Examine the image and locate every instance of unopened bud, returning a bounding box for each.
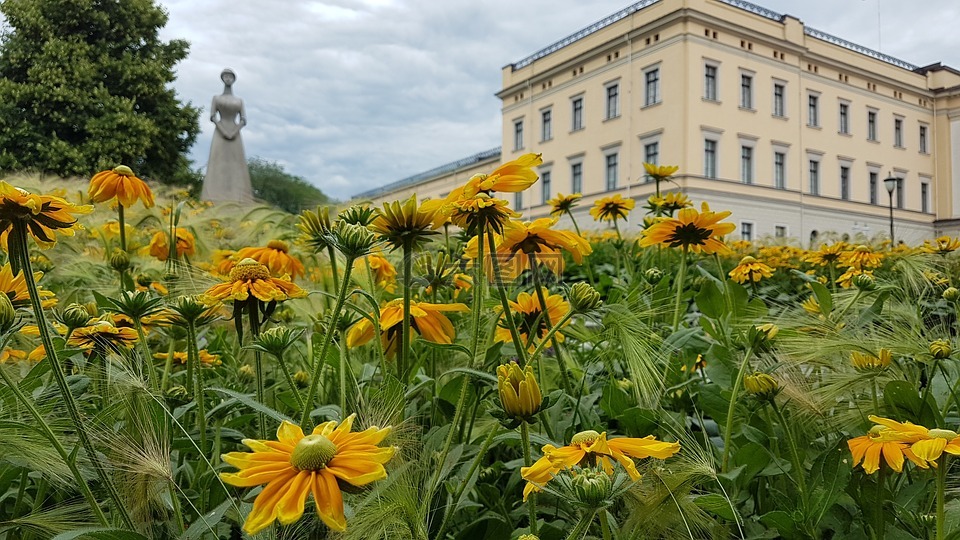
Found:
[333,222,376,259]
[930,339,952,359]
[0,293,16,334]
[644,267,664,283]
[852,273,876,291]
[943,287,960,302]
[61,303,92,330]
[165,385,190,405]
[109,249,131,272]
[238,364,255,381]
[744,372,779,400]
[571,468,613,508]
[569,282,602,313]
[293,370,310,388]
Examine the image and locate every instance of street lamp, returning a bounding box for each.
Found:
[883,173,898,244]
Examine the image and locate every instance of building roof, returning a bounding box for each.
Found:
[507,0,920,72]
[353,147,501,200]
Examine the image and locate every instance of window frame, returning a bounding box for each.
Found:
[704,138,719,179]
[513,118,524,151]
[570,159,583,193]
[867,108,878,141]
[606,81,621,118]
[838,101,850,134]
[773,149,787,189]
[540,108,552,142]
[894,116,904,148]
[644,66,661,107]
[571,95,584,131]
[739,71,754,110]
[807,92,820,127]
[808,156,821,195]
[772,81,786,118]
[704,61,719,101]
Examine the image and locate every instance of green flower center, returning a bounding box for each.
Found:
[928,428,959,440]
[571,430,601,446]
[113,165,135,177]
[290,434,338,471]
[267,239,289,252]
[230,258,270,282]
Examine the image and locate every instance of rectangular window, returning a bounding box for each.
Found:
[775,225,787,238]
[839,103,849,134]
[571,162,583,193]
[896,178,904,208]
[572,97,583,131]
[894,118,903,147]
[774,151,786,189]
[645,69,660,107]
[704,64,718,101]
[868,110,877,141]
[541,109,552,141]
[741,222,753,241]
[541,170,551,204]
[607,83,621,118]
[920,125,928,153]
[644,142,660,168]
[921,182,930,213]
[809,160,820,195]
[840,166,850,200]
[773,83,785,117]
[514,191,523,209]
[740,74,753,109]
[704,139,717,178]
[869,171,878,205]
[605,153,619,191]
[808,94,819,127]
[513,120,523,151]
[740,146,753,184]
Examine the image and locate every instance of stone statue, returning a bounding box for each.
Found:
[201,68,253,202]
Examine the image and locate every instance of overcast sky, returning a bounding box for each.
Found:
[157,0,960,201]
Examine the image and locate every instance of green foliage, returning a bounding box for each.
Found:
[0,0,200,185]
[248,157,331,213]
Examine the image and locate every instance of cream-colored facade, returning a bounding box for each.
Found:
[357,0,960,245]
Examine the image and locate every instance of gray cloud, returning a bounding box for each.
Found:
[154,0,960,199]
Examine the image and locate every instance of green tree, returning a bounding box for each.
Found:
[248,158,331,213]
[0,0,200,185]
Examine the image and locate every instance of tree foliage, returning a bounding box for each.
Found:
[248,157,330,213]
[0,0,200,185]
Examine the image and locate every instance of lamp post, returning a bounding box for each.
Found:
[884,174,898,245]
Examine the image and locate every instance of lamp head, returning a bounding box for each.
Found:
[883,175,898,194]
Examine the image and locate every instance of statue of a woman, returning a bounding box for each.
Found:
[201,68,253,202]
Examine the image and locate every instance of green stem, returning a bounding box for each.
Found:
[339,330,348,418]
[435,427,499,539]
[187,321,207,455]
[876,465,886,540]
[936,455,946,540]
[528,309,574,367]
[400,242,414,380]
[599,510,614,540]
[300,259,355,428]
[566,509,599,540]
[834,290,864,321]
[672,246,688,330]
[274,351,304,413]
[160,339,175,391]
[12,223,134,529]
[566,211,596,288]
[133,319,158,392]
[770,401,807,502]
[117,204,130,291]
[486,230,527,364]
[0,361,107,525]
[247,300,266,439]
[327,245,341,294]
[169,479,185,533]
[721,345,755,473]
[521,421,539,535]
[529,254,572,395]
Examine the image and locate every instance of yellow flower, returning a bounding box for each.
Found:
[147,228,196,261]
[67,319,139,354]
[0,348,28,363]
[459,153,543,196]
[838,245,883,270]
[235,240,305,279]
[0,263,56,309]
[728,256,774,283]
[639,202,735,254]
[589,194,635,222]
[88,165,155,208]
[643,162,679,182]
[851,349,891,371]
[0,181,92,249]
[645,192,692,215]
[211,249,237,276]
[836,267,873,289]
[94,220,136,240]
[922,236,960,254]
[154,349,222,366]
[484,218,592,281]
[371,195,444,250]
[803,242,848,267]
[220,415,395,534]
[203,258,307,303]
[345,298,469,357]
[355,252,397,292]
[848,430,925,474]
[848,415,960,473]
[547,192,582,216]
[521,429,680,499]
[497,361,542,420]
[743,372,779,399]
[446,192,520,234]
[801,295,821,316]
[495,288,570,352]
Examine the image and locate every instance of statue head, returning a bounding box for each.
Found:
[220,68,236,86]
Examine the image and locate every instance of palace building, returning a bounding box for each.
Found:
[353,0,960,244]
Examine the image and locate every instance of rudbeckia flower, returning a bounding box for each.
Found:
[497,361,543,421]
[850,349,891,371]
[922,236,960,254]
[838,245,883,270]
[147,228,196,261]
[643,162,680,182]
[235,240,305,279]
[355,252,397,292]
[67,319,139,355]
[728,256,774,284]
[154,349,222,366]
[371,195,445,251]
[459,153,543,197]
[345,298,469,356]
[639,202,735,254]
[495,288,570,352]
[0,181,93,250]
[88,165,155,208]
[477,218,592,281]
[803,242,848,266]
[203,258,307,303]
[645,192,692,215]
[220,415,395,534]
[589,194,635,222]
[547,193,582,216]
[0,263,56,309]
[521,429,680,499]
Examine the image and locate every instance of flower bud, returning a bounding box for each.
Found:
[238,364,256,381]
[293,370,310,389]
[332,222,377,259]
[569,282,602,313]
[0,293,16,334]
[943,287,960,302]
[851,348,891,372]
[930,339,952,359]
[743,372,779,400]
[517,535,540,540]
[497,361,542,420]
[165,385,190,406]
[109,248,131,272]
[571,468,613,508]
[249,326,303,358]
[644,267,664,283]
[61,303,92,331]
[852,273,876,291]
